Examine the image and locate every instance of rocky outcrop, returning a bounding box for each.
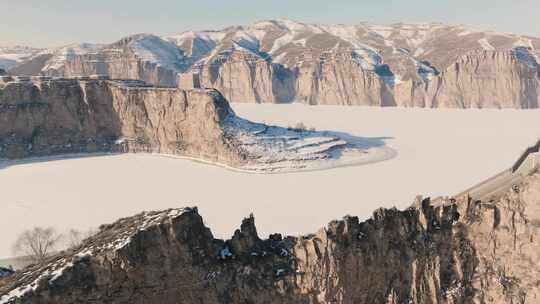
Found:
[0,77,387,172]
[195,51,278,103]
[0,78,244,164]
[46,36,184,87]
[2,172,539,303]
[180,49,395,106]
[293,51,395,106]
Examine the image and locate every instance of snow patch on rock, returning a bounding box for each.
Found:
[42,43,102,71]
[513,46,539,69]
[128,35,185,72]
[478,38,495,51]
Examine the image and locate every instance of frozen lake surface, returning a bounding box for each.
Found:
[0,104,539,258]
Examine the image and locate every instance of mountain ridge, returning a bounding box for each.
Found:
[3,19,540,108]
[2,169,540,303]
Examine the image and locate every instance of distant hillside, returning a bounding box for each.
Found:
[6,20,540,108]
[0,46,42,70]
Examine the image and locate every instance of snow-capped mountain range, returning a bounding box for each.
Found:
[2,19,540,108]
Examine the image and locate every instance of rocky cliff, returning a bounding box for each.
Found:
[0,77,244,165]
[8,20,540,108]
[186,47,539,108]
[56,37,183,87]
[1,171,539,304]
[395,49,540,108]
[0,77,385,172]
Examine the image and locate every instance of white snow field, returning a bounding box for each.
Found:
[0,104,539,258]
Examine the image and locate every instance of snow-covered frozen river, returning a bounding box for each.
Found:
[1,104,539,258]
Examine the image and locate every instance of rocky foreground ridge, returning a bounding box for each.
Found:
[1,171,539,303]
[0,76,387,172]
[5,20,540,108]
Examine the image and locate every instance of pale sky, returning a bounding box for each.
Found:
[1,0,539,48]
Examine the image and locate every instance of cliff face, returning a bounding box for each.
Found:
[2,173,539,304]
[293,51,394,106]
[50,36,183,87]
[193,50,392,106]
[398,49,540,108]
[185,49,539,108]
[196,51,277,103]
[0,78,243,164]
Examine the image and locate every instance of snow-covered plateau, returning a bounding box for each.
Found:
[0,103,539,259]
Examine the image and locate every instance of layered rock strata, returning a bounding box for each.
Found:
[1,172,539,304]
[399,49,540,108]
[188,48,540,108]
[0,77,243,165]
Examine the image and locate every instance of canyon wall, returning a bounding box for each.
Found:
[2,172,539,303]
[191,50,392,106]
[399,50,540,108]
[183,49,539,108]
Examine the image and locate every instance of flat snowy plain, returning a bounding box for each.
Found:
[1,104,539,258]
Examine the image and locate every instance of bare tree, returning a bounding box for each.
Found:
[294,122,307,131]
[13,227,62,264]
[65,229,83,249]
[65,228,96,249]
[289,122,315,132]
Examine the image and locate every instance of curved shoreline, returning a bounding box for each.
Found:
[0,145,397,175]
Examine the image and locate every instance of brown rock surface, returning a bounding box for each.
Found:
[56,36,182,87]
[401,49,540,108]
[2,172,539,303]
[196,51,277,103]
[0,78,243,165]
